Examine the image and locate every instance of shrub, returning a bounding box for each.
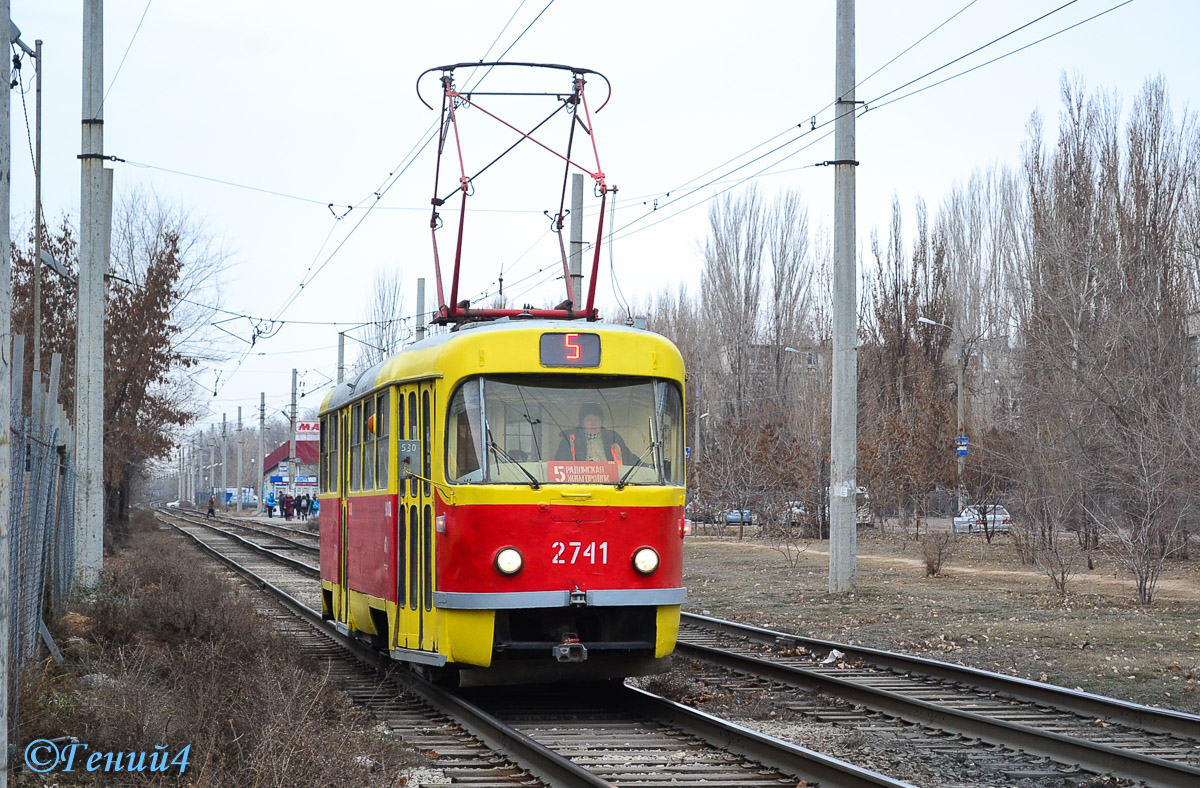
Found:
[28,511,412,787]
[920,532,957,576]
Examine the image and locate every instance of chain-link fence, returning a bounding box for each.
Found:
[7,340,76,757]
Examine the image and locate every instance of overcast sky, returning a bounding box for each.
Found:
[9,0,1196,435]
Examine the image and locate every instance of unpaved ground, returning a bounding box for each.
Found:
[682,529,1200,715]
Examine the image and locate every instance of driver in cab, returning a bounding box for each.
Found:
[556,404,631,465]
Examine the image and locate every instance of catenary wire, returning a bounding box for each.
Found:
[212,1,555,396]
[103,0,153,104]
[212,0,1133,395]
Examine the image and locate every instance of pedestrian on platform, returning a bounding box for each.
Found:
[266,490,276,518]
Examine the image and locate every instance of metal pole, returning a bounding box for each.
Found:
[416,277,427,340]
[258,392,266,505]
[829,0,858,593]
[289,369,298,493]
[31,39,41,379]
[75,0,107,588]
[569,173,584,307]
[0,3,13,780]
[236,407,244,512]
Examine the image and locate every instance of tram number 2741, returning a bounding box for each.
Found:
[551,541,608,565]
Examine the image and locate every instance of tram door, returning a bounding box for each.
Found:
[396,380,437,653]
[337,407,351,625]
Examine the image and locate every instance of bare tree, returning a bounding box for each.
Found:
[1009,75,1200,603]
[353,268,407,369]
[701,186,765,420]
[859,199,956,537]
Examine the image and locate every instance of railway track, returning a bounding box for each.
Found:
[156,509,1200,786]
[675,612,1200,787]
[155,510,916,788]
[201,510,321,553]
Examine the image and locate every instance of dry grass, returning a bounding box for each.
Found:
[684,528,1200,714]
[21,511,412,787]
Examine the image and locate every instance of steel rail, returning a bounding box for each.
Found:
[677,638,1200,788]
[618,685,920,788]
[682,611,1200,740]
[216,518,318,554]
[162,511,319,576]
[160,516,615,788]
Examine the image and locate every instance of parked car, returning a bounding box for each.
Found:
[953,505,1013,533]
[784,501,806,524]
[723,509,755,525]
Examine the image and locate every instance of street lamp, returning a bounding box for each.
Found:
[918,317,966,513]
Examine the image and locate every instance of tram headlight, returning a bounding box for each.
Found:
[632,547,660,575]
[494,547,524,576]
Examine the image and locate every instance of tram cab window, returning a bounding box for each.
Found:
[447,381,483,482]
[445,375,684,486]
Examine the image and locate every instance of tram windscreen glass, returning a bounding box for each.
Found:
[445,374,684,486]
[539,332,600,367]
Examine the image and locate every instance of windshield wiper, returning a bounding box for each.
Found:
[485,421,540,489]
[616,441,659,490]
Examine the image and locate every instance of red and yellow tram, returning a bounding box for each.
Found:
[317,319,687,683]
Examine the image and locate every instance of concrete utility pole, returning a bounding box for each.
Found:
[337,331,345,383]
[258,392,266,501]
[569,173,584,307]
[221,414,228,509]
[1,5,13,782]
[236,407,244,512]
[289,369,298,493]
[829,0,858,593]
[76,0,111,588]
[416,278,427,341]
[190,441,197,503]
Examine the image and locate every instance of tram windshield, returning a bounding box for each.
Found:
[446,375,684,486]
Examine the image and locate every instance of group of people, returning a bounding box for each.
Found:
[265,491,318,522]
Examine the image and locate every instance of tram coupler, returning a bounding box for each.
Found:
[552,635,588,663]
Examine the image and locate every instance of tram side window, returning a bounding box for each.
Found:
[319,416,327,493]
[350,401,362,492]
[363,397,376,490]
[376,391,390,487]
[328,412,339,493]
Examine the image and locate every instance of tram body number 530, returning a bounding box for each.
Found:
[551,541,608,564]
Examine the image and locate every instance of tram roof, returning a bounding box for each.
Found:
[318,319,683,414]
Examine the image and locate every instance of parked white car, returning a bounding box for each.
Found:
[953,505,1013,533]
